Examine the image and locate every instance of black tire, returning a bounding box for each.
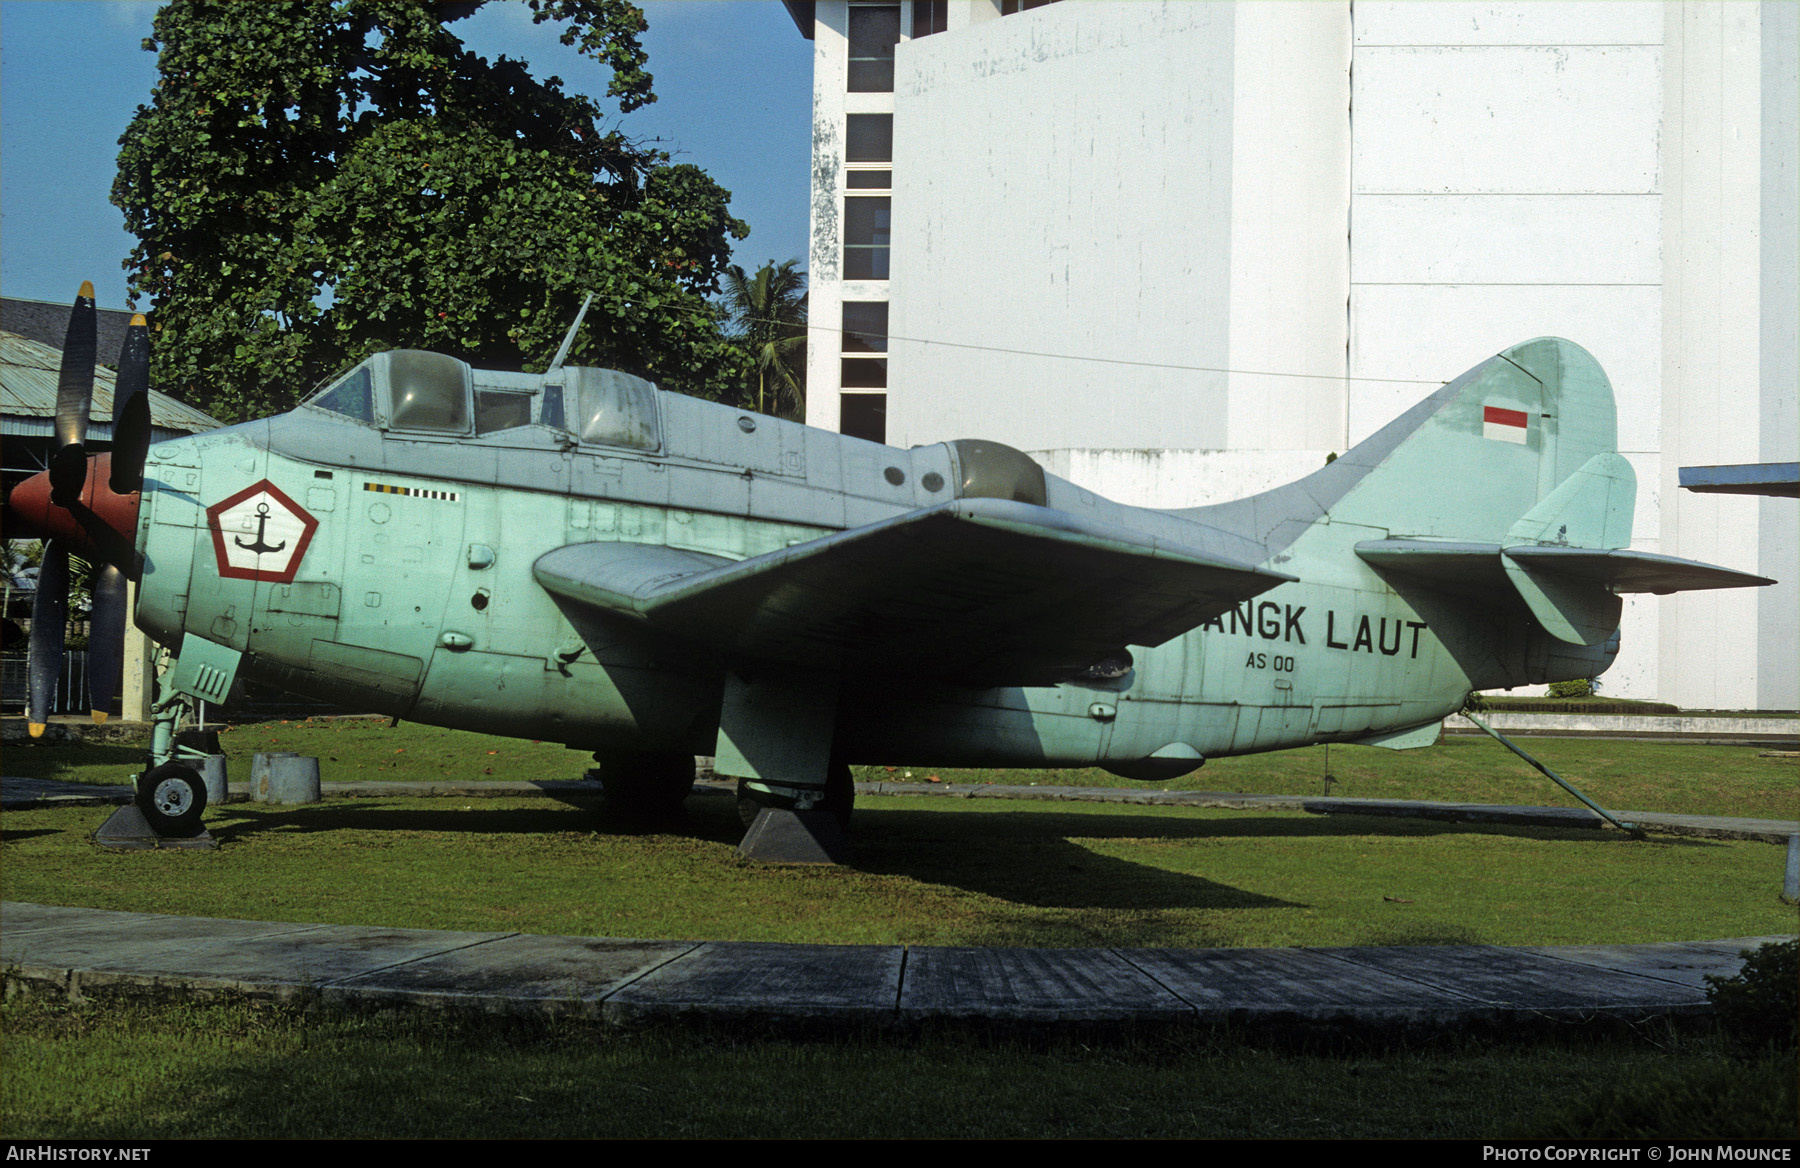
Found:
[136,762,208,838]
[736,763,854,831]
[597,752,695,819]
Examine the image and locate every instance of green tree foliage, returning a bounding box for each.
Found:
[721,259,807,420]
[113,0,749,422]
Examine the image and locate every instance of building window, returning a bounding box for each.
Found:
[842,301,888,390]
[912,1,947,38]
[843,302,889,353]
[1001,0,1060,13]
[844,197,891,280]
[841,393,886,444]
[846,115,892,163]
[840,302,888,444]
[846,114,892,191]
[847,5,900,92]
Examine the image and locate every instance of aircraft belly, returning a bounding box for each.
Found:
[407,646,720,749]
[835,684,1112,767]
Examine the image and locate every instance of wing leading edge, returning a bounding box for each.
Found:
[535,497,1294,687]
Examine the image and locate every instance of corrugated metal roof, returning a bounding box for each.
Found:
[1,330,222,435]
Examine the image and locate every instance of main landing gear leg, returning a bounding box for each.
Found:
[716,668,850,864]
[139,673,210,837]
[97,657,211,848]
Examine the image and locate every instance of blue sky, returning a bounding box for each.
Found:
[0,0,814,311]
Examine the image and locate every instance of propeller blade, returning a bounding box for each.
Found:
[87,563,128,723]
[50,283,97,506]
[109,315,152,496]
[26,541,69,737]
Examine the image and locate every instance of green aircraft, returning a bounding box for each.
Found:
[13,286,1773,855]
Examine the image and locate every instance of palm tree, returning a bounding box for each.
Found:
[722,260,807,419]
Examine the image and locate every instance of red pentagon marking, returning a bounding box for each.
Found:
[205,479,319,583]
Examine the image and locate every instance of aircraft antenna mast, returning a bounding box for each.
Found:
[546,293,595,377]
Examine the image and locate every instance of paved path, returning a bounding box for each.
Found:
[5,777,1794,1037]
[3,901,1787,1038]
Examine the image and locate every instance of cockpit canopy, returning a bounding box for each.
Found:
[304,350,662,452]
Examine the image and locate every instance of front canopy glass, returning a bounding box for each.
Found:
[303,351,660,452]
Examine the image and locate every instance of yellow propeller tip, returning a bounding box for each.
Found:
[130,314,147,326]
[28,723,47,738]
[78,280,95,299]
[91,711,109,724]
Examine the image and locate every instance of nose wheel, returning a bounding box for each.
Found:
[135,762,209,838]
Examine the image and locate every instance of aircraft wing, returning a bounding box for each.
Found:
[535,497,1293,686]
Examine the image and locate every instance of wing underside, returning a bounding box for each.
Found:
[536,497,1294,687]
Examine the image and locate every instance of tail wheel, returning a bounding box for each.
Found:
[136,762,208,838]
[736,762,854,831]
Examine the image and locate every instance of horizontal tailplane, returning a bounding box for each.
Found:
[1357,540,1774,645]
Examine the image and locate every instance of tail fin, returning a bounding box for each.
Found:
[1296,336,1622,542]
[1182,337,1622,549]
[1199,337,1772,646]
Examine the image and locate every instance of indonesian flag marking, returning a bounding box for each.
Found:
[1483,405,1529,444]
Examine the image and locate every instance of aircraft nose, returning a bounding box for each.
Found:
[7,453,141,572]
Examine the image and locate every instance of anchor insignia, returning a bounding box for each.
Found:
[233,502,288,555]
[207,480,318,584]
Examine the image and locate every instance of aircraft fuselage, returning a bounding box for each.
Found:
[132,352,1614,778]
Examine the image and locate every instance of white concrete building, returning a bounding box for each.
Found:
[786,0,1797,710]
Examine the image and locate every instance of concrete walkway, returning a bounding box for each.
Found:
[3,901,1787,1037]
[3,776,1794,1036]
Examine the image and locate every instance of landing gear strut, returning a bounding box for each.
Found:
[715,668,851,862]
[736,761,854,831]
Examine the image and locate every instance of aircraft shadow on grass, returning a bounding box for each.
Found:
[177,796,1725,924]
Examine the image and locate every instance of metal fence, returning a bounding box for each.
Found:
[1,651,93,715]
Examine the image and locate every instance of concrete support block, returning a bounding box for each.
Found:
[252,752,320,804]
[196,754,228,806]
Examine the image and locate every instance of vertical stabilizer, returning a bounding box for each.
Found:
[1182,337,1621,553]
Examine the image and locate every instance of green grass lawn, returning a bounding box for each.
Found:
[856,735,1800,822]
[4,995,1791,1139]
[3,792,1792,948]
[8,715,1797,821]
[7,721,1796,1140]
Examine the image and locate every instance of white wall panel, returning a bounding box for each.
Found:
[1028,447,1331,510]
[1602,594,1660,700]
[1352,195,1660,285]
[887,1,1238,451]
[1352,2,1661,47]
[1658,0,1774,712]
[1353,46,1660,194]
[1224,1,1350,453]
